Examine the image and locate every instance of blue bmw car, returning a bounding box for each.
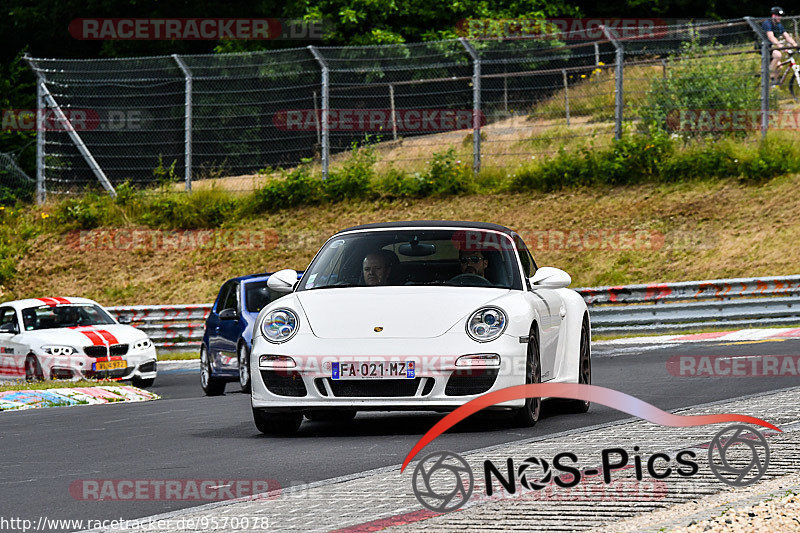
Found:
[200,271,301,395]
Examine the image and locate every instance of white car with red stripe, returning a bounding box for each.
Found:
[0,297,157,387]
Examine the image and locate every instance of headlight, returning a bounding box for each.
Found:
[466,307,508,343]
[261,308,299,343]
[42,345,77,356]
[132,339,153,352]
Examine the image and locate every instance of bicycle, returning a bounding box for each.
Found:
[776,48,800,99]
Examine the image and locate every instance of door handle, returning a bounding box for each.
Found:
[559,306,567,318]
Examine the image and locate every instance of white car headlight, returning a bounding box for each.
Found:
[42,345,78,356]
[261,308,299,343]
[132,339,153,352]
[466,307,508,343]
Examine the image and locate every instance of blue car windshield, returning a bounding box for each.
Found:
[296,229,523,291]
[244,280,276,313]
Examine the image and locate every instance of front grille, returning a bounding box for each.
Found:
[109,344,128,356]
[324,378,421,397]
[84,346,108,358]
[139,360,156,373]
[445,369,498,396]
[261,370,307,397]
[51,368,74,379]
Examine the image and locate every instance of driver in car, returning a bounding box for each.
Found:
[459,249,489,279]
[363,251,393,286]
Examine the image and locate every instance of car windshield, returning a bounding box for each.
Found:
[244,280,277,313]
[297,229,522,291]
[21,304,116,331]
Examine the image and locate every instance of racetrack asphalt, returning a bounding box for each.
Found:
[0,338,798,531]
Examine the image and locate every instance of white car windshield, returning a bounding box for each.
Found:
[297,229,523,291]
[21,304,116,331]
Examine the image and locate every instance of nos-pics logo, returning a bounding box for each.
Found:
[411,424,770,512]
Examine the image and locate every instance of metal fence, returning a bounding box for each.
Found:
[20,16,800,200]
[106,274,800,353]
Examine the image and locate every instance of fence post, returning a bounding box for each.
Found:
[389,84,398,140]
[601,26,624,141]
[35,75,46,204]
[172,55,193,191]
[745,17,770,138]
[594,42,600,65]
[460,38,481,175]
[309,46,329,180]
[25,55,116,197]
[562,69,570,126]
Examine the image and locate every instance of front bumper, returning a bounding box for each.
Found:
[41,347,158,381]
[250,331,528,412]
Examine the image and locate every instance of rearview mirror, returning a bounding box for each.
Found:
[268,269,299,294]
[117,315,132,325]
[219,308,238,320]
[530,267,571,289]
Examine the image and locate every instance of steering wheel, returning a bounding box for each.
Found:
[447,273,493,287]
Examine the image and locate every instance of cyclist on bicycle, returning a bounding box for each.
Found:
[764,7,799,85]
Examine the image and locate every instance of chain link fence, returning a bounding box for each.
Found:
[19,16,800,201]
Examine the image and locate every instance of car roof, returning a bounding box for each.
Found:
[335,220,516,235]
[0,297,99,310]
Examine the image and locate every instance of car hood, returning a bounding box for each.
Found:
[20,324,147,348]
[295,286,511,339]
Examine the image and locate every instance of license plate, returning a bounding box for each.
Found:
[94,360,126,371]
[332,361,415,380]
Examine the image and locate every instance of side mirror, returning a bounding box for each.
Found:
[268,269,299,294]
[219,308,238,321]
[0,322,19,334]
[117,315,132,325]
[530,267,572,289]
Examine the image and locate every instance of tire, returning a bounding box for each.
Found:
[305,409,357,422]
[238,343,251,393]
[25,355,45,382]
[562,315,592,414]
[789,71,800,100]
[513,325,542,427]
[200,345,226,396]
[132,377,155,388]
[252,408,302,435]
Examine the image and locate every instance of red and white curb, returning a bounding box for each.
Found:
[0,386,159,411]
[597,327,800,345]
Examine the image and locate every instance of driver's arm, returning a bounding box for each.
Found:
[766,30,781,46]
[782,31,798,48]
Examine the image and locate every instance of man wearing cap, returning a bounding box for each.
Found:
[764,7,799,85]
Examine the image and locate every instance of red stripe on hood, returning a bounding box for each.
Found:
[79,330,105,346]
[94,330,119,345]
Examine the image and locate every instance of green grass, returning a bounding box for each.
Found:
[158,352,199,360]
[0,379,124,393]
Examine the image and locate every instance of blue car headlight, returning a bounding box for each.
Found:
[466,307,507,343]
[261,308,299,343]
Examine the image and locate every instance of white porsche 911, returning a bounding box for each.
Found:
[0,297,157,387]
[250,221,591,434]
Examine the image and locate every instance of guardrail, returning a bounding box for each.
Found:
[577,275,800,335]
[106,274,800,351]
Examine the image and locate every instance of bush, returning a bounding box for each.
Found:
[641,42,762,135]
[324,144,375,201]
[249,164,322,213]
